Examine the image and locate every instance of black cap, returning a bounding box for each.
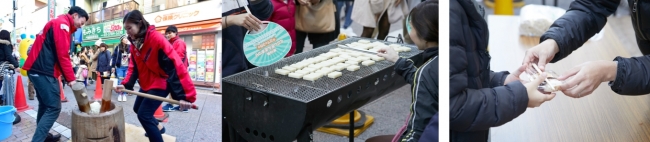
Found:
[165,25,178,34]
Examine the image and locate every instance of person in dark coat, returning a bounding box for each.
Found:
[449,0,555,141]
[0,30,19,104]
[95,43,112,84]
[366,1,439,142]
[524,0,650,98]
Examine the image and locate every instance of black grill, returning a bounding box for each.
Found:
[223,37,424,142]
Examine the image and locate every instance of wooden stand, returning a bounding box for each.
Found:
[71,102,125,142]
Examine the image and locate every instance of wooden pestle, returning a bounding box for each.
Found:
[100,79,114,113]
[71,82,90,113]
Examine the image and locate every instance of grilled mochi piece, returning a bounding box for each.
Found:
[282,66,298,72]
[361,60,375,66]
[370,55,385,61]
[358,40,371,44]
[328,71,342,79]
[288,73,305,79]
[347,65,360,71]
[275,69,291,75]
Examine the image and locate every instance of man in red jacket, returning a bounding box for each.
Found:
[163,25,190,112]
[22,6,88,142]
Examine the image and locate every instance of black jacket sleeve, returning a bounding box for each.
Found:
[111,46,119,67]
[449,46,529,132]
[249,0,273,21]
[4,45,18,68]
[541,0,620,63]
[610,56,650,95]
[395,58,418,85]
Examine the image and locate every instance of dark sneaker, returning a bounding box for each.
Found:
[162,104,175,112]
[45,133,61,142]
[172,106,189,113]
[145,126,166,137]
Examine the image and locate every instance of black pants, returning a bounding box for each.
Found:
[133,89,168,142]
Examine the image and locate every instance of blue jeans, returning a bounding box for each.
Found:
[133,89,168,142]
[27,72,61,142]
[336,1,354,29]
[115,67,128,85]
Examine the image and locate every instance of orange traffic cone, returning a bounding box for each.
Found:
[94,72,103,100]
[154,105,169,122]
[13,76,30,112]
[58,77,67,102]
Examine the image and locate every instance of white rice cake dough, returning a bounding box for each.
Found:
[362,60,375,66]
[282,66,298,72]
[295,70,310,74]
[308,64,320,69]
[289,73,305,79]
[275,69,291,75]
[332,57,346,63]
[345,60,359,65]
[339,54,353,59]
[321,61,336,67]
[347,65,361,71]
[358,40,371,44]
[370,55,385,61]
[394,47,405,52]
[389,44,401,48]
[328,71,343,79]
[290,63,307,69]
[314,56,328,62]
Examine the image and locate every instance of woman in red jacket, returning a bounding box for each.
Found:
[114,10,197,142]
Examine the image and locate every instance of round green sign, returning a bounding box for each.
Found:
[243,22,292,67]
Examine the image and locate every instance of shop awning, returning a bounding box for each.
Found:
[156,18,222,35]
[81,38,121,46]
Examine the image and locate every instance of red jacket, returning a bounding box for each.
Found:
[269,0,296,57]
[23,14,77,81]
[169,36,188,67]
[122,26,196,103]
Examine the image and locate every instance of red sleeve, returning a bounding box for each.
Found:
[161,38,196,102]
[122,45,138,90]
[54,22,75,82]
[173,40,188,66]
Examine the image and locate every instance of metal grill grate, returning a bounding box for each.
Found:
[224,37,420,102]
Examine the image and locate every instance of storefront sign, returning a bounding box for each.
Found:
[143,0,221,27]
[243,22,291,67]
[82,19,125,41]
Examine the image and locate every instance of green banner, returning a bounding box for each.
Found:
[82,19,125,41]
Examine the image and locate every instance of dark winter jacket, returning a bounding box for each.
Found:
[222,0,274,77]
[23,14,77,82]
[449,0,529,141]
[122,25,197,103]
[418,113,438,142]
[543,0,650,95]
[0,40,19,68]
[111,44,129,68]
[95,50,111,73]
[394,47,438,142]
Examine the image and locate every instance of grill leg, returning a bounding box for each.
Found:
[297,127,314,142]
[349,111,354,142]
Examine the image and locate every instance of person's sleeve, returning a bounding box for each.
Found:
[53,22,76,82]
[158,40,197,103]
[610,56,650,95]
[173,41,187,65]
[449,46,528,132]
[489,71,509,87]
[122,46,139,90]
[249,0,273,20]
[4,46,18,68]
[418,113,439,142]
[540,0,620,63]
[111,47,118,67]
[394,58,417,85]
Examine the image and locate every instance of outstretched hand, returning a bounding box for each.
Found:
[557,60,618,98]
[504,63,529,85]
[523,39,560,72]
[525,73,556,108]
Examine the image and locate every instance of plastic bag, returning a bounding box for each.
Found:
[519,4,566,37]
